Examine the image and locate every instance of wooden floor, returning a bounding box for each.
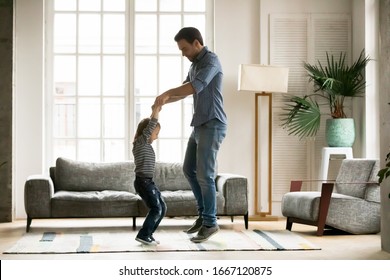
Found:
[1,217,389,260]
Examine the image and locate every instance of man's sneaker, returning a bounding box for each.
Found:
[190,225,219,243]
[135,235,158,245]
[184,217,203,234]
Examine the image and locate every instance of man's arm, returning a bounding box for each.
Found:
[155,82,195,106]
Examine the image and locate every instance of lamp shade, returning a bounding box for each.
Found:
[238,64,289,93]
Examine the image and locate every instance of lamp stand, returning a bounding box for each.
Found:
[250,93,278,221]
[237,64,289,221]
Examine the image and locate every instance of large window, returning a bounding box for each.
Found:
[46,0,211,164]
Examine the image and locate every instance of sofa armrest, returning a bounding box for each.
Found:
[24,175,54,218]
[216,173,248,215]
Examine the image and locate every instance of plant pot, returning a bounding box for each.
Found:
[325,118,355,147]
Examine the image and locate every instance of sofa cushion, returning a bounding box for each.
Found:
[52,190,139,202]
[162,190,225,215]
[136,190,199,216]
[55,157,135,192]
[51,190,140,217]
[160,190,199,216]
[154,162,192,191]
[138,190,226,216]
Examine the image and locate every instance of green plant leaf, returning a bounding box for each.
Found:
[377,151,390,184]
[280,96,321,139]
[378,168,390,184]
[281,49,370,139]
[303,50,370,116]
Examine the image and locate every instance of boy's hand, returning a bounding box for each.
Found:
[151,104,162,112]
[151,104,161,119]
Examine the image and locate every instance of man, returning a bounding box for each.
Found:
[154,27,227,243]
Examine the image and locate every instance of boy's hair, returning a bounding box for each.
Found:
[134,118,161,141]
[174,27,204,46]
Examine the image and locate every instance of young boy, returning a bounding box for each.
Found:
[132,105,166,245]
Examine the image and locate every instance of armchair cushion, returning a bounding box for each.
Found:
[335,159,377,198]
[326,196,380,234]
[282,192,321,222]
[281,192,350,222]
[365,185,381,203]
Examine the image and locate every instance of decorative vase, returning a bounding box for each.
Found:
[325,118,355,147]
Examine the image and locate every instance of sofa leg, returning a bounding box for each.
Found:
[231,216,234,222]
[26,216,32,232]
[132,217,136,229]
[244,212,248,229]
[286,218,293,231]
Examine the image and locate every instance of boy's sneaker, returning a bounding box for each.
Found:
[190,225,219,243]
[184,217,203,234]
[135,235,158,245]
[150,235,160,244]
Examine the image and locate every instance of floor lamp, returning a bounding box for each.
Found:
[238,64,289,220]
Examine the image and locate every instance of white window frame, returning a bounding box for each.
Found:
[45,0,214,168]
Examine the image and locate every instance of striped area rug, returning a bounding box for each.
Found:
[4,229,320,254]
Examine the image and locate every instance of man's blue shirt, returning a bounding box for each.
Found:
[184,46,227,127]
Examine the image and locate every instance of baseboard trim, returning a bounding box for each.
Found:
[249,215,280,221]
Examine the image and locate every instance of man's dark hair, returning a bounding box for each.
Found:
[174,27,204,46]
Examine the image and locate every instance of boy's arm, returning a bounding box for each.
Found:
[151,104,161,120]
[136,105,160,144]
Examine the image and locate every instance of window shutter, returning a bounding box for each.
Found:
[270,14,311,201]
[269,13,351,205]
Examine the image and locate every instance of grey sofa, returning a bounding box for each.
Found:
[281,159,380,235]
[24,157,248,232]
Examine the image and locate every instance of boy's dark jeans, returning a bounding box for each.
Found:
[134,177,166,238]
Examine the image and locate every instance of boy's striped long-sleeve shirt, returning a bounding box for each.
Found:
[132,118,158,178]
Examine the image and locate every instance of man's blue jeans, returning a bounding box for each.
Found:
[134,177,166,238]
[183,119,227,227]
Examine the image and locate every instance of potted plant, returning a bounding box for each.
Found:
[281,49,370,146]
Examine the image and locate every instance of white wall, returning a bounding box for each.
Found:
[214,0,260,217]
[14,0,45,219]
[352,0,366,158]
[364,0,380,158]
